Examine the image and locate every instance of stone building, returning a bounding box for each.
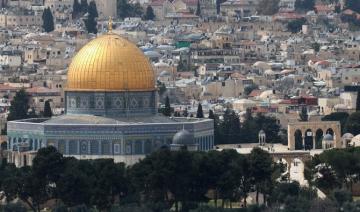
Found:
[6,30,214,167]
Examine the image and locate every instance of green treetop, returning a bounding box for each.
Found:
[84,1,98,34]
[42,7,54,33]
[196,103,204,118]
[144,5,155,20]
[7,89,29,121]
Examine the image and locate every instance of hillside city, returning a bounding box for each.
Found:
[0,0,359,211]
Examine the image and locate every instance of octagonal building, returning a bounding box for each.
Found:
[6,32,214,166]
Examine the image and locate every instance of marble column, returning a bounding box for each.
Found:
[302,136,305,150]
[312,136,316,150]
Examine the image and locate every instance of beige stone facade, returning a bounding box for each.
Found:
[0,13,42,28]
[287,121,341,151]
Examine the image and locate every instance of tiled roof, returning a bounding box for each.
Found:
[0,84,19,91]
[248,89,261,97]
[26,86,60,94]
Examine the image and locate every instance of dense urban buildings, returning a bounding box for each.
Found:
[0,0,359,210]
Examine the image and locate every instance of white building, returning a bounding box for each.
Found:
[0,50,22,67]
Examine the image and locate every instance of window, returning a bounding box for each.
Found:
[58,140,66,154]
[69,140,78,154]
[114,144,120,154]
[101,140,110,155]
[144,139,152,154]
[135,140,142,154]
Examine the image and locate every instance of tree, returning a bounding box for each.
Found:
[331,189,353,207]
[177,60,185,72]
[322,112,349,134]
[117,0,130,19]
[356,91,360,111]
[308,148,360,193]
[183,108,189,117]
[257,0,280,15]
[90,160,128,210]
[196,103,204,118]
[117,0,144,19]
[295,0,315,11]
[195,0,201,17]
[84,1,98,34]
[335,4,341,13]
[163,96,171,116]
[42,8,54,33]
[12,147,65,212]
[208,110,215,119]
[43,100,52,118]
[157,81,167,96]
[218,109,242,144]
[244,84,258,96]
[57,158,93,207]
[144,5,155,20]
[72,0,81,19]
[344,112,360,135]
[7,89,29,121]
[287,18,306,33]
[131,3,144,18]
[311,42,320,52]
[216,0,226,14]
[248,148,273,204]
[299,106,308,121]
[80,0,88,14]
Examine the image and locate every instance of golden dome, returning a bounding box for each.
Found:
[67,34,155,92]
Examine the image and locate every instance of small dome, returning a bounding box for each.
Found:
[342,133,354,140]
[259,90,277,100]
[258,130,265,136]
[172,129,195,145]
[323,134,334,141]
[159,70,170,77]
[351,134,360,146]
[264,69,275,75]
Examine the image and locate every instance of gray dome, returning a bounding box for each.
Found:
[342,133,354,140]
[323,134,334,141]
[172,129,195,145]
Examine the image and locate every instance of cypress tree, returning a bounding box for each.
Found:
[84,1,98,34]
[72,0,81,19]
[7,89,29,121]
[356,90,360,111]
[43,100,53,118]
[299,106,308,121]
[80,0,88,14]
[208,109,215,119]
[144,5,155,20]
[163,96,171,116]
[42,7,54,32]
[183,108,188,117]
[196,103,204,118]
[195,0,201,16]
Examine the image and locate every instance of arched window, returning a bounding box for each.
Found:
[294,129,303,150]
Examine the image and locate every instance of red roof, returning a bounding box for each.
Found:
[273,12,304,21]
[280,99,292,104]
[248,89,261,97]
[314,4,333,13]
[343,9,355,15]
[26,86,60,94]
[183,0,198,6]
[0,84,19,92]
[150,0,165,6]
